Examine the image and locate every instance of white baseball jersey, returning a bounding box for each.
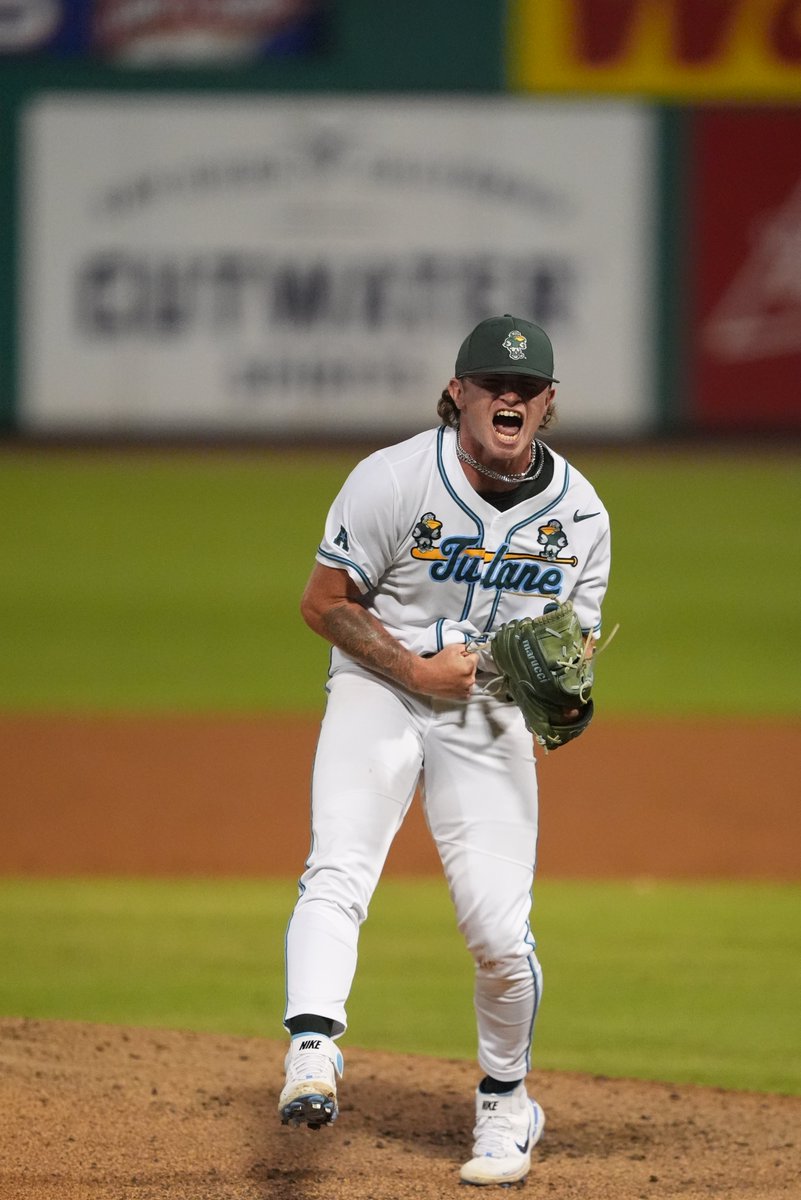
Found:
[285,422,611,1082]
[316,424,610,668]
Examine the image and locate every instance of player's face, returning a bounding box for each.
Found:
[449,374,554,474]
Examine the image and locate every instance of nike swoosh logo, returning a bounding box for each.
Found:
[515,1135,530,1154]
[573,509,600,522]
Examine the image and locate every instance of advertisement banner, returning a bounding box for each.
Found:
[692,109,801,430]
[21,96,655,437]
[0,0,326,60]
[511,0,801,99]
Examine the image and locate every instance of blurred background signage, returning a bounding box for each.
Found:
[20,97,655,438]
[691,109,801,430]
[0,0,327,61]
[511,0,801,98]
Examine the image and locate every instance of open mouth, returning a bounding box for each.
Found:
[492,409,524,442]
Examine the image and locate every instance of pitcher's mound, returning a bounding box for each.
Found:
[1,1018,798,1200]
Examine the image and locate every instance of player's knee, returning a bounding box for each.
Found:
[473,951,531,980]
[295,870,372,927]
[463,923,532,975]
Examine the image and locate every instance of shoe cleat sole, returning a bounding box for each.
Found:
[460,1180,527,1189]
[280,1093,337,1130]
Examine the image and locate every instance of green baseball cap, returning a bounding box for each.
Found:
[455,314,559,383]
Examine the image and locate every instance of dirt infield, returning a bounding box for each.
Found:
[1,714,799,878]
[2,713,800,1198]
[2,1017,800,1200]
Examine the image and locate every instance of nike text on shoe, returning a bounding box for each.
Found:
[460,1083,545,1185]
[279,1032,344,1130]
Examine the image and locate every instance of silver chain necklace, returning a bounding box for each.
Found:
[455,425,545,486]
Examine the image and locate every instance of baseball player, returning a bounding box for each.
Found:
[279,314,611,1185]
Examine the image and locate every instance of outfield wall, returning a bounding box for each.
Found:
[1,1,799,439]
[17,96,656,440]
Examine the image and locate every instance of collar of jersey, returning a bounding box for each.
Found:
[439,425,569,526]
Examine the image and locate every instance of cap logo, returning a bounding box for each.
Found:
[502,330,527,361]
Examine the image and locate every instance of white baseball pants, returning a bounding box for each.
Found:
[284,667,543,1081]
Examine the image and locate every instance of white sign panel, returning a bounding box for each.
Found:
[21,96,655,436]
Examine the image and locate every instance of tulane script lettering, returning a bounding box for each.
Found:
[429,537,563,596]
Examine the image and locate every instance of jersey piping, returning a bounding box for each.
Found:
[481,463,572,632]
[436,425,484,623]
[317,546,373,591]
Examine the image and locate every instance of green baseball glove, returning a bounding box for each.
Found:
[489,601,594,751]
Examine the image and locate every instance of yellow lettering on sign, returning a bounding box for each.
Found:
[509,0,801,98]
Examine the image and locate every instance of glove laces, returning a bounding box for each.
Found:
[556,620,620,683]
[556,633,594,703]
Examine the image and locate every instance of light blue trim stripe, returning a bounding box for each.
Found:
[481,463,572,633]
[480,465,572,632]
[483,581,506,633]
[283,787,316,1030]
[317,546,373,590]
[505,462,572,539]
[524,817,542,1071]
[525,942,543,1073]
[436,426,484,622]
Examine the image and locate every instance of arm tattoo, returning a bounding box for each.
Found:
[320,602,416,689]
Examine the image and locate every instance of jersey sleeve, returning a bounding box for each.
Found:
[569,516,611,636]
[315,452,400,594]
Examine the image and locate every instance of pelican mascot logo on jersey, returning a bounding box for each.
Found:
[412,512,443,552]
[536,519,569,561]
[502,330,528,361]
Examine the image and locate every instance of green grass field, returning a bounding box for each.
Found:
[1,876,799,1096]
[2,446,800,715]
[1,446,800,1098]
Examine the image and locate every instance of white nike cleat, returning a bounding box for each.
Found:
[278,1032,344,1130]
[460,1083,545,1185]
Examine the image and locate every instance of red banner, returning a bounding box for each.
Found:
[691,110,801,430]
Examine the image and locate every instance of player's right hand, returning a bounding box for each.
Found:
[410,644,478,700]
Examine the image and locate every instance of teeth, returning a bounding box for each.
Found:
[497,409,521,420]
